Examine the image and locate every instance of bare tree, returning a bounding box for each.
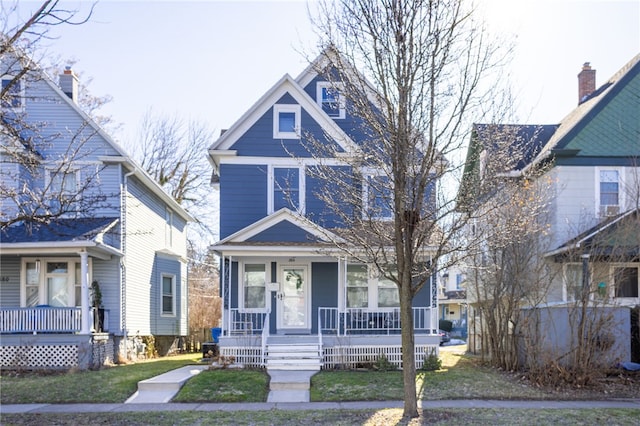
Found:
[0,1,112,230]
[307,0,506,417]
[187,247,221,348]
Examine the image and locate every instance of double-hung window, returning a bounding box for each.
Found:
[346,264,399,309]
[243,264,266,309]
[273,104,301,139]
[316,82,345,119]
[162,274,175,315]
[563,263,584,301]
[598,169,621,217]
[1,76,24,109]
[269,166,304,213]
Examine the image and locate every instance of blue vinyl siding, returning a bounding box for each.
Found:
[311,262,338,334]
[305,166,352,229]
[219,164,268,238]
[248,220,318,243]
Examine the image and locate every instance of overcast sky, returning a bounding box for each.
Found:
[22,0,640,148]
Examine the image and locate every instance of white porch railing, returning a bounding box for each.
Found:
[227,309,268,335]
[0,307,109,334]
[318,307,436,336]
[260,311,270,367]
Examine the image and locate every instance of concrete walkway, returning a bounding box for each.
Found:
[2,399,639,414]
[125,365,209,403]
[266,370,317,403]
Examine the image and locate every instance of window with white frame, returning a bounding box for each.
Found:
[1,76,24,109]
[269,166,304,213]
[161,274,176,315]
[346,264,400,309]
[243,263,266,309]
[598,169,621,217]
[22,258,91,307]
[316,82,345,119]
[346,264,368,308]
[363,173,393,220]
[273,104,301,139]
[613,265,639,298]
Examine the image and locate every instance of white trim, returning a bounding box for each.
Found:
[239,261,271,312]
[160,273,176,317]
[267,165,306,215]
[316,82,345,119]
[20,257,92,307]
[273,104,301,139]
[595,167,624,218]
[216,156,351,166]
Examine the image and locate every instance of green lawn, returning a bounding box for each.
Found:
[0,354,200,404]
[173,368,269,402]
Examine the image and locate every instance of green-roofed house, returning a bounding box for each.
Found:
[459,54,640,364]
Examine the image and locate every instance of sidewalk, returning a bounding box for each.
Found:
[2,399,639,414]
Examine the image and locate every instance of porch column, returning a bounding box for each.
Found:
[80,251,90,334]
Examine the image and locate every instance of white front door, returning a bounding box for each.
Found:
[277,265,309,331]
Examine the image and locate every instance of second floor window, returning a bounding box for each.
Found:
[599,169,620,216]
[363,174,393,221]
[269,166,304,213]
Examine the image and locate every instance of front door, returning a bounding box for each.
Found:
[277,265,309,331]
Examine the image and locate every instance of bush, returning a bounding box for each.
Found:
[421,349,442,371]
[373,352,397,371]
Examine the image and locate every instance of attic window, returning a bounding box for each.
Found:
[1,76,24,109]
[273,104,300,139]
[316,82,345,119]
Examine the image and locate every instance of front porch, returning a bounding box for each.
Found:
[0,306,113,370]
[218,307,440,370]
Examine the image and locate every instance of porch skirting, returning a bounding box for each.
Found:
[0,333,115,370]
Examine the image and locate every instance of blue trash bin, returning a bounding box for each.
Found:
[211,327,222,343]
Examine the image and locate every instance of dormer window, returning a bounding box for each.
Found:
[273,104,300,139]
[1,76,24,109]
[317,82,345,119]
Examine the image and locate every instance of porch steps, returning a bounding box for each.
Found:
[265,343,322,371]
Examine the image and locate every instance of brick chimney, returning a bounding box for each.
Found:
[577,62,596,104]
[59,66,78,103]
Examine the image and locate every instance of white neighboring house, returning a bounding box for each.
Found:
[0,52,193,369]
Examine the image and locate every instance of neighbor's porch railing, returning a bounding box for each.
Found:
[0,307,109,334]
[318,307,436,336]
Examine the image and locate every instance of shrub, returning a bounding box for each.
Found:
[421,348,442,371]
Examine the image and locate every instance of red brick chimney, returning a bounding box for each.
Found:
[577,62,596,104]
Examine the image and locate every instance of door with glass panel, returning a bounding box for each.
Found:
[277,265,308,330]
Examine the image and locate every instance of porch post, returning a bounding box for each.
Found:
[80,251,90,334]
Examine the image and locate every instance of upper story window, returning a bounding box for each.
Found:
[269,166,305,214]
[598,169,621,217]
[363,173,393,221]
[273,104,300,139]
[316,82,345,119]
[1,76,24,110]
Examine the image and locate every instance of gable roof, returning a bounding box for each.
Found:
[546,208,640,260]
[207,73,359,168]
[524,53,640,171]
[1,47,193,223]
[211,208,344,254]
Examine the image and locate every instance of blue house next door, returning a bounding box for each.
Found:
[277,265,310,333]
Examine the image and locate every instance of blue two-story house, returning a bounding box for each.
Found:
[208,49,440,370]
[0,51,192,369]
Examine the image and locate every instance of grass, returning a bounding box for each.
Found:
[0,353,200,404]
[310,348,550,402]
[172,368,269,402]
[2,409,640,425]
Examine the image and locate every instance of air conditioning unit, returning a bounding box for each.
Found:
[599,204,620,217]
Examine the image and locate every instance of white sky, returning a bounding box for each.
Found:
[22,0,640,148]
